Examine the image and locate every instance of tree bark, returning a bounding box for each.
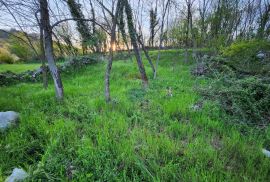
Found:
[137,35,156,78]
[39,23,48,89]
[185,0,192,63]
[35,10,48,89]
[124,0,148,88]
[105,0,121,102]
[155,0,170,79]
[40,0,64,100]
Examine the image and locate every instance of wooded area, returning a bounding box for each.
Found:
[0,0,270,181]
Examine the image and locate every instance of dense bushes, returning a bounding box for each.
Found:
[8,35,38,62]
[221,39,270,76]
[199,75,270,126]
[222,39,270,59]
[0,48,15,64]
[196,40,270,126]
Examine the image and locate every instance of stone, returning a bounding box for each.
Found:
[262,149,270,158]
[0,56,99,87]
[5,168,28,182]
[0,111,19,131]
[257,52,265,59]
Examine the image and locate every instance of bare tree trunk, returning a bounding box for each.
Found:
[39,24,48,89]
[105,0,121,102]
[190,5,197,61]
[132,42,149,88]
[35,10,48,89]
[185,0,192,63]
[185,17,189,63]
[105,27,116,102]
[154,0,170,79]
[137,35,156,78]
[124,0,148,88]
[40,0,64,100]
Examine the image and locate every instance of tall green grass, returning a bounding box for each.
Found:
[0,50,269,181]
[0,63,40,73]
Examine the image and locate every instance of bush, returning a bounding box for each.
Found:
[221,39,270,76]
[197,44,270,126]
[8,33,38,62]
[0,48,15,64]
[200,76,270,126]
[222,39,270,60]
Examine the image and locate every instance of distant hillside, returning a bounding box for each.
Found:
[0,29,39,41]
[0,29,40,63]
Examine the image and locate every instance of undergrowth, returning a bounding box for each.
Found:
[195,40,270,127]
[0,50,270,181]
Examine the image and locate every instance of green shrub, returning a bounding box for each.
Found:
[0,48,15,64]
[198,47,270,126]
[9,41,32,61]
[222,39,270,60]
[8,33,38,62]
[200,76,270,126]
[221,39,270,75]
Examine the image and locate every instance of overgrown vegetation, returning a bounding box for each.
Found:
[0,56,98,86]
[1,0,270,181]
[8,34,38,62]
[221,39,270,76]
[1,50,270,181]
[0,30,73,64]
[0,47,16,64]
[195,40,270,127]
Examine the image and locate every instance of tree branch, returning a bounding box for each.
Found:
[0,29,31,47]
[51,18,111,35]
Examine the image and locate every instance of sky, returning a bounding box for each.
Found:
[0,0,183,42]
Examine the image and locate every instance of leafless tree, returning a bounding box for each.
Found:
[40,0,64,100]
[155,0,171,79]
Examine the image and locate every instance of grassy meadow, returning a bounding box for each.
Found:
[0,63,40,73]
[0,50,269,181]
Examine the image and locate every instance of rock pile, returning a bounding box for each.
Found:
[0,56,98,86]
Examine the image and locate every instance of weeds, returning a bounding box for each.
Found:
[0,50,270,181]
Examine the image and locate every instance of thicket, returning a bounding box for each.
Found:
[0,48,16,64]
[8,35,38,62]
[196,39,270,127]
[0,32,76,64]
[221,39,270,76]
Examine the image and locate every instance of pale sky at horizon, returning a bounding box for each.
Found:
[0,0,185,41]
